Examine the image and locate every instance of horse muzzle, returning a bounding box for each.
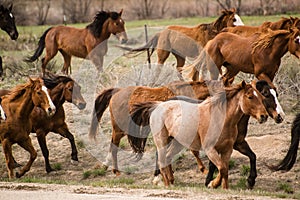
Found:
[116,32,128,44]
[257,114,268,124]
[76,102,86,110]
[46,106,56,117]
[274,114,284,124]
[9,30,18,40]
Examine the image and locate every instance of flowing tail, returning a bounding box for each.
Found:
[25,27,53,62]
[269,113,300,171]
[128,101,159,154]
[183,49,208,81]
[89,88,121,140]
[117,32,160,57]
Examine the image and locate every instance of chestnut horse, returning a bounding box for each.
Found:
[120,9,243,80]
[26,10,127,75]
[188,28,300,89]
[0,78,56,179]
[222,16,300,37]
[130,81,268,188]
[89,79,284,186]
[0,4,19,77]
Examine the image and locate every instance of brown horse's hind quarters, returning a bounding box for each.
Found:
[0,78,56,179]
[129,81,268,188]
[118,8,243,80]
[25,10,128,76]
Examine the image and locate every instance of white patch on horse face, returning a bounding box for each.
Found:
[296,36,300,44]
[253,91,258,97]
[9,13,13,18]
[0,104,6,121]
[42,86,56,113]
[233,14,244,26]
[270,89,285,119]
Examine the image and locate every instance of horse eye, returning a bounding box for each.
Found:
[115,22,119,26]
[233,18,237,22]
[248,96,253,100]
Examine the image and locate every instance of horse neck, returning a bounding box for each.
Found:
[272,34,290,58]
[13,89,35,119]
[98,20,111,40]
[50,85,65,108]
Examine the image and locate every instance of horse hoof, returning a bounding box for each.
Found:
[71,160,79,165]
[15,172,21,178]
[207,182,213,188]
[152,176,161,185]
[112,169,121,176]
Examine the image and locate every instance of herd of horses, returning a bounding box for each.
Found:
[0,4,299,191]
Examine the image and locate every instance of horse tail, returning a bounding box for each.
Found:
[128,101,159,154]
[117,32,160,57]
[89,88,121,140]
[269,113,300,171]
[183,48,207,81]
[25,27,53,62]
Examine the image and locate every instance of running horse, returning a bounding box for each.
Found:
[187,28,300,90]
[89,79,284,187]
[0,4,19,77]
[0,78,56,179]
[130,81,268,188]
[120,8,243,80]
[26,10,127,75]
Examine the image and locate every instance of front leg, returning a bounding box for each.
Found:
[36,130,53,173]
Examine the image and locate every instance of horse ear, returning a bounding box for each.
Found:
[240,80,246,89]
[9,4,13,12]
[119,9,123,16]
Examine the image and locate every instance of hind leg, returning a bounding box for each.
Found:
[191,150,208,174]
[42,43,59,76]
[60,50,72,75]
[110,126,125,175]
[16,137,37,178]
[2,138,15,179]
[36,129,53,173]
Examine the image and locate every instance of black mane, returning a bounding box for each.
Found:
[86,11,119,38]
[42,74,73,89]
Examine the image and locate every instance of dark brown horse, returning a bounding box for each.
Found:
[119,9,243,80]
[0,78,56,179]
[0,4,19,77]
[26,10,127,75]
[89,79,284,187]
[30,73,86,173]
[130,81,268,188]
[188,28,300,89]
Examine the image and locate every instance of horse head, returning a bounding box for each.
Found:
[288,27,300,58]
[239,81,268,124]
[108,9,128,44]
[63,80,86,110]
[30,78,56,117]
[215,8,244,31]
[0,4,18,40]
[252,80,285,123]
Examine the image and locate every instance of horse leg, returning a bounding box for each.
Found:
[16,137,37,178]
[205,160,218,187]
[234,115,257,189]
[205,148,225,188]
[42,43,59,76]
[60,50,72,75]
[111,127,125,175]
[174,54,185,81]
[222,65,239,86]
[1,138,15,179]
[191,150,208,174]
[36,130,53,173]
[220,150,232,189]
[55,125,79,162]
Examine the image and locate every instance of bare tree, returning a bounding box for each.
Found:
[214,0,242,14]
[62,0,92,23]
[36,0,51,25]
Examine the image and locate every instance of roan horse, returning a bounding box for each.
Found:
[0,78,56,179]
[129,81,268,188]
[120,8,243,80]
[187,28,300,90]
[0,4,19,77]
[26,10,127,75]
[89,79,284,187]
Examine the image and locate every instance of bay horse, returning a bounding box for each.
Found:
[130,81,268,188]
[26,10,127,75]
[268,113,300,172]
[0,4,19,77]
[0,78,56,179]
[119,8,243,80]
[187,28,300,90]
[30,73,86,173]
[89,79,284,186]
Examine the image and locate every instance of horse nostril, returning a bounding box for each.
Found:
[276,114,283,123]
